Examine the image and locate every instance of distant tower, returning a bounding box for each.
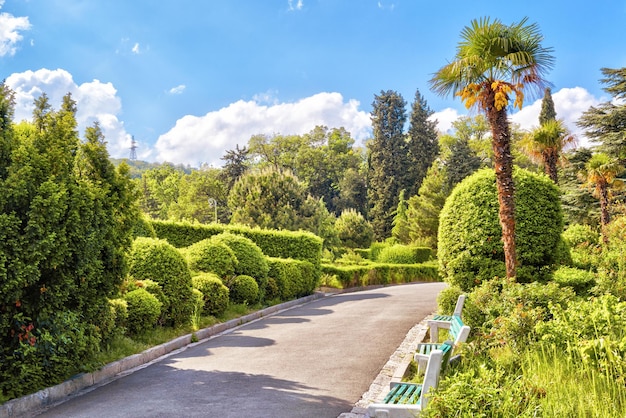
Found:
[129,136,138,161]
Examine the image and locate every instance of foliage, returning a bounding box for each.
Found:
[149,219,323,267]
[562,223,600,248]
[228,166,320,231]
[320,262,438,288]
[266,257,319,300]
[128,237,194,327]
[220,144,250,190]
[368,90,409,240]
[334,208,374,249]
[406,162,450,248]
[552,266,596,296]
[520,119,574,184]
[124,288,162,335]
[108,298,128,333]
[405,89,439,197]
[377,244,431,264]
[580,152,623,230]
[210,232,269,283]
[438,168,563,290]
[191,273,230,316]
[227,275,259,305]
[168,167,228,224]
[185,238,238,278]
[391,189,410,244]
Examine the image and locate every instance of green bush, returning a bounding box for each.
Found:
[436,286,464,316]
[264,277,281,301]
[562,223,600,248]
[124,288,162,335]
[377,245,431,264]
[132,214,157,238]
[109,298,128,331]
[552,266,596,296]
[185,238,238,278]
[369,242,389,261]
[267,257,319,300]
[438,168,563,291]
[211,232,269,283]
[335,209,375,249]
[128,237,195,327]
[192,273,230,316]
[227,275,259,304]
[321,262,439,288]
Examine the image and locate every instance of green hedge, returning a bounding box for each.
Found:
[150,220,322,266]
[320,262,439,288]
[267,257,319,300]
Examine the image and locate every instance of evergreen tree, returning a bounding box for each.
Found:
[446,137,482,190]
[391,189,410,244]
[539,87,557,126]
[220,144,250,191]
[367,90,408,240]
[405,89,439,197]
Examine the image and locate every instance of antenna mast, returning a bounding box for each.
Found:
[129,136,138,161]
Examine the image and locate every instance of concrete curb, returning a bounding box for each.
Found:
[337,315,432,418]
[0,292,329,418]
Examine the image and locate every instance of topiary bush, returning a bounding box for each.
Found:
[227,275,259,305]
[128,237,195,327]
[552,266,596,296]
[185,238,238,278]
[438,168,563,291]
[211,232,269,286]
[335,209,375,249]
[192,273,230,316]
[378,244,416,264]
[124,288,162,335]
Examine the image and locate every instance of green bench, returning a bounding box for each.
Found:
[427,294,466,343]
[414,321,470,373]
[367,341,453,418]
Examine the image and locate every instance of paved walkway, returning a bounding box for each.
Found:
[18,282,444,418]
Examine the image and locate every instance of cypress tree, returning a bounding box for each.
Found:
[367,90,407,240]
[539,87,557,126]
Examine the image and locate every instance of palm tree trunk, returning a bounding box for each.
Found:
[486,99,517,279]
[543,149,559,184]
[599,181,610,244]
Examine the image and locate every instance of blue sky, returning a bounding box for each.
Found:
[1,0,625,167]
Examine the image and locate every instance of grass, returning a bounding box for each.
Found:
[93,302,264,367]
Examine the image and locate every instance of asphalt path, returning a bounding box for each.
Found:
[35,282,445,418]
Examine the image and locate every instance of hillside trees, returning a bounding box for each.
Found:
[0,88,139,397]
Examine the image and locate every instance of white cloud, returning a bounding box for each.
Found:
[430,107,462,134]
[5,68,134,159]
[0,4,31,56]
[430,87,601,149]
[131,42,140,54]
[168,84,186,95]
[155,92,371,167]
[288,0,303,11]
[510,87,601,148]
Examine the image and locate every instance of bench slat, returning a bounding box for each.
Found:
[384,384,423,405]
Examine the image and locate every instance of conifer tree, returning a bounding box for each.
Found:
[405,89,439,197]
[539,87,557,126]
[367,90,407,240]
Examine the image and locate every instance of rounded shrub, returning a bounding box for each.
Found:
[552,266,596,296]
[185,238,238,278]
[124,288,162,335]
[211,232,269,282]
[128,237,195,327]
[109,298,128,330]
[438,168,563,291]
[562,223,600,248]
[335,209,374,249]
[228,275,259,305]
[192,273,230,316]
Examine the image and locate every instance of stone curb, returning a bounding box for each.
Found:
[337,315,432,418]
[0,292,331,418]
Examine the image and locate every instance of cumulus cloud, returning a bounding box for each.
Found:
[155,92,371,167]
[5,68,134,159]
[430,87,601,149]
[131,42,140,54]
[168,84,186,95]
[0,2,31,56]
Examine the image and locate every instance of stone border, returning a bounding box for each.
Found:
[0,292,330,418]
[337,316,431,418]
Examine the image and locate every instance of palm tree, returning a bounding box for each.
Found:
[430,17,554,279]
[521,119,575,183]
[581,152,623,241]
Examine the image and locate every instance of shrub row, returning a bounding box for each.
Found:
[149,220,323,266]
[267,257,319,300]
[320,262,438,288]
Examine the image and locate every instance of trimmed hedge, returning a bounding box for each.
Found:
[150,220,322,266]
[185,238,238,278]
[320,262,439,288]
[377,245,432,264]
[128,237,195,327]
[267,257,319,300]
[210,233,269,280]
